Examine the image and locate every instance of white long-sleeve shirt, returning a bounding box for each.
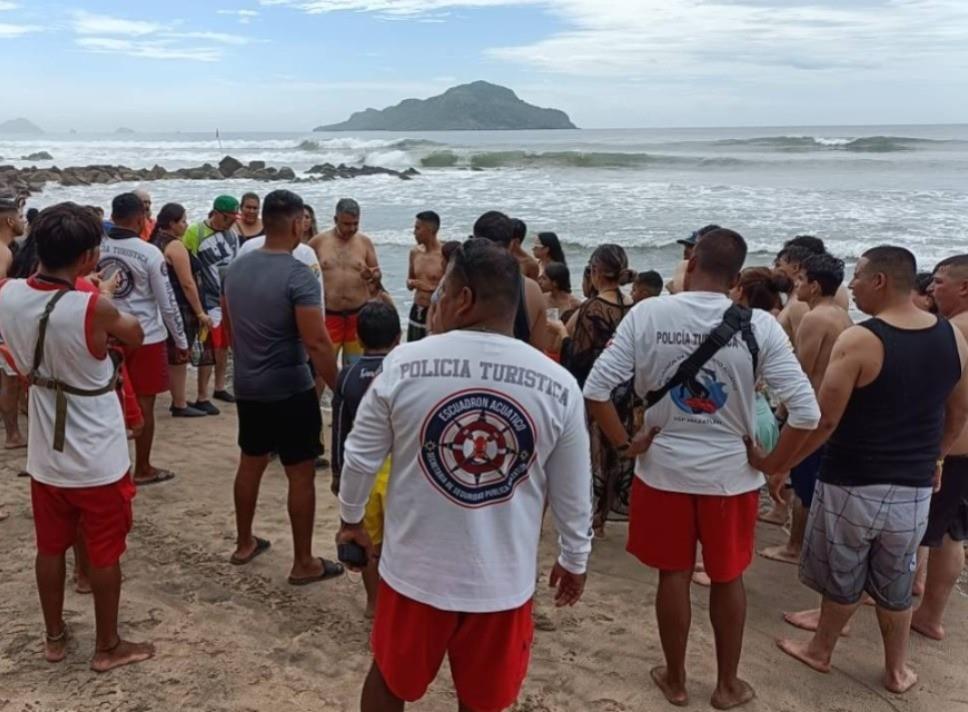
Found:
[583,291,819,496]
[339,330,593,613]
[97,229,187,349]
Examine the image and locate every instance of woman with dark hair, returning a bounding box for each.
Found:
[730,266,785,315]
[532,231,566,282]
[539,261,581,323]
[236,193,263,243]
[150,203,214,417]
[561,244,635,536]
[302,205,318,243]
[913,271,936,313]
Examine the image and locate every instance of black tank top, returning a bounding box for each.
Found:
[822,317,961,488]
[513,275,531,343]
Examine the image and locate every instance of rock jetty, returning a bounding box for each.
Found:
[0,155,418,199]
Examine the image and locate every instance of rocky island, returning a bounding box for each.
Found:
[315,81,576,132]
[0,118,43,135]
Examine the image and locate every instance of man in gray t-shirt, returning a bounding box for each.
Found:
[225,250,319,401]
[222,189,342,586]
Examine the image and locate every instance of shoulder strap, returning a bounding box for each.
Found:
[31,290,70,374]
[28,291,121,452]
[645,304,757,409]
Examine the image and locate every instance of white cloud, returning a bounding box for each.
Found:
[72,11,163,36]
[0,2,20,11]
[70,11,260,61]
[75,37,223,62]
[485,0,968,79]
[217,9,260,24]
[0,21,38,37]
[258,0,520,15]
[180,31,254,45]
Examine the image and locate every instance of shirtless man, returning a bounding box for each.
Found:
[510,218,540,280]
[751,246,968,694]
[761,253,852,565]
[406,210,443,342]
[309,198,381,366]
[774,238,850,341]
[667,224,719,295]
[474,211,548,352]
[0,195,26,450]
[236,192,264,243]
[911,255,968,641]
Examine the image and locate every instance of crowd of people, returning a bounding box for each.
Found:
[0,186,966,711]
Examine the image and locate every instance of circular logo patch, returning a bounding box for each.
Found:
[419,389,537,508]
[96,257,135,300]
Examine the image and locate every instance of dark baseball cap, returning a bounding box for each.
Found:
[678,223,721,247]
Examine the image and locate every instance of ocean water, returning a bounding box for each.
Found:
[3,125,967,310]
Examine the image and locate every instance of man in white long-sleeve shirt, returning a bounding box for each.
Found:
[584,228,820,711]
[98,193,187,486]
[337,238,593,712]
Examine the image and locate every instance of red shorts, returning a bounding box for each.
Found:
[210,322,229,350]
[627,478,758,583]
[125,341,169,396]
[371,581,534,711]
[31,473,135,568]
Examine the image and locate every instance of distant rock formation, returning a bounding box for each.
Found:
[315,81,576,132]
[21,151,53,161]
[0,118,43,134]
[115,127,136,135]
[0,155,418,199]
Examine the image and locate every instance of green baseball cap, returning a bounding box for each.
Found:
[213,195,240,214]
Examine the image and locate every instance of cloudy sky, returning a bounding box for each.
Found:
[2,0,966,131]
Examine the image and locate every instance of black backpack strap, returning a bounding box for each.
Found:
[645,304,757,409]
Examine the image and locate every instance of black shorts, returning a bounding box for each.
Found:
[236,388,322,466]
[921,455,968,548]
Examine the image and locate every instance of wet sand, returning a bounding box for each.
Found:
[1,402,966,711]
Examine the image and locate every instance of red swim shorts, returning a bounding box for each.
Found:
[627,477,758,583]
[31,473,135,568]
[125,340,169,397]
[210,323,229,350]
[371,581,534,712]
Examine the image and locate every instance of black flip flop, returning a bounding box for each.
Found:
[288,557,344,586]
[230,536,271,566]
[134,469,176,487]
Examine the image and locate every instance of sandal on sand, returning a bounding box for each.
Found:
[230,537,271,566]
[288,558,344,586]
[134,469,176,487]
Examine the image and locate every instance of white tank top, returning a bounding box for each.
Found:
[0,279,130,488]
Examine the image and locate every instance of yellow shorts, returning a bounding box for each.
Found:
[363,459,390,547]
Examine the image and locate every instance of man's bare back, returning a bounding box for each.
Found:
[408,245,444,308]
[0,242,12,278]
[309,228,379,312]
[796,302,854,391]
[782,285,850,343]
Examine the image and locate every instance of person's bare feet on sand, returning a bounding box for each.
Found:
[692,562,711,587]
[759,544,800,565]
[758,505,788,526]
[4,433,26,450]
[910,610,945,641]
[650,666,688,707]
[782,609,851,636]
[884,665,918,694]
[45,625,69,663]
[776,638,831,674]
[711,679,756,710]
[90,639,155,673]
[74,574,92,594]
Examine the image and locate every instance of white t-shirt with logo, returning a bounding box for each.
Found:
[98,232,188,349]
[237,237,325,310]
[584,291,819,496]
[338,330,593,613]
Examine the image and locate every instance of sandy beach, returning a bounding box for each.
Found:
[1,401,966,712]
